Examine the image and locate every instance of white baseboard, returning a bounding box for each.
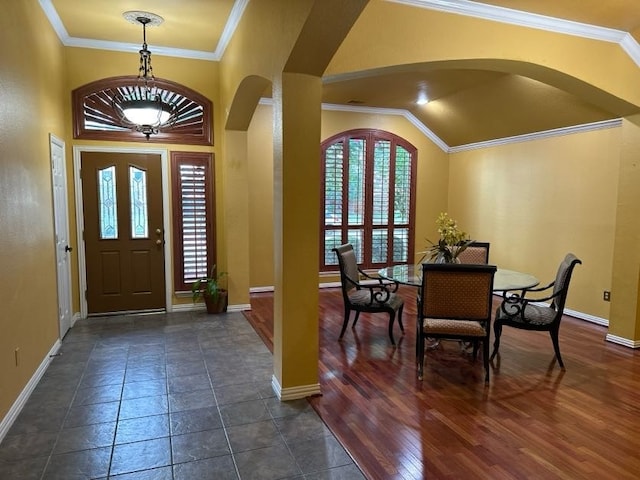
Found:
[171,302,251,313]
[605,334,640,348]
[271,375,322,400]
[0,339,62,443]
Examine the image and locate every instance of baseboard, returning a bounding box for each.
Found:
[0,339,62,443]
[271,375,322,401]
[605,334,640,348]
[171,302,251,313]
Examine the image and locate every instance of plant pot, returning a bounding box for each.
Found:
[204,290,228,314]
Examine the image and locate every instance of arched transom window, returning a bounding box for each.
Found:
[72,76,213,145]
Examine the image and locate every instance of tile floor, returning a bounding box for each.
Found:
[0,310,365,479]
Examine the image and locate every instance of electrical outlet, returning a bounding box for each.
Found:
[603,291,611,302]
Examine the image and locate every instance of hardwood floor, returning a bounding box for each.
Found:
[243,287,640,479]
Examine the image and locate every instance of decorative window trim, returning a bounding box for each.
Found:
[73,76,213,145]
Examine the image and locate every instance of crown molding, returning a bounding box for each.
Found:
[386,0,640,68]
[448,118,622,153]
[260,98,620,153]
[38,0,248,61]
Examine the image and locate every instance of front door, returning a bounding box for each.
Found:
[81,152,165,314]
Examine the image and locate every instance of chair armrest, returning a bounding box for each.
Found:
[499,283,561,318]
[358,268,400,293]
[342,269,394,304]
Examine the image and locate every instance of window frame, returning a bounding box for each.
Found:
[320,128,417,272]
[171,152,216,293]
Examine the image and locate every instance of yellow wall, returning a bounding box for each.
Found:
[248,102,621,322]
[247,105,449,287]
[0,0,67,418]
[449,126,621,319]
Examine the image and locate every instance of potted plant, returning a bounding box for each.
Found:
[191,264,228,314]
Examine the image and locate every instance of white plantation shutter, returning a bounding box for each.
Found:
[180,164,208,282]
[320,130,416,271]
[171,153,215,291]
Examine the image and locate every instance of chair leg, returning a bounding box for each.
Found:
[416,324,425,380]
[397,306,405,333]
[387,312,396,346]
[483,338,490,384]
[490,321,502,360]
[339,308,350,339]
[550,328,565,369]
[352,311,361,328]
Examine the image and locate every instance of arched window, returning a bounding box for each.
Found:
[321,129,417,271]
[72,76,213,145]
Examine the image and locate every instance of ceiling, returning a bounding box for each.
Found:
[43,0,640,147]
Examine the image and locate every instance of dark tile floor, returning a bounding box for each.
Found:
[0,311,365,480]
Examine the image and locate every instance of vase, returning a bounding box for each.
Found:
[432,251,460,264]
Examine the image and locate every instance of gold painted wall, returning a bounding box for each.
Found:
[448,126,621,319]
[0,1,67,418]
[247,105,449,287]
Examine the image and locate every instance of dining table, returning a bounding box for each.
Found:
[377,264,539,293]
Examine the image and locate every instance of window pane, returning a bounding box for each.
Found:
[393,228,409,262]
[394,146,412,224]
[347,229,364,263]
[372,140,390,225]
[371,229,388,264]
[129,167,148,239]
[324,229,342,265]
[179,164,209,283]
[98,166,117,239]
[348,139,365,225]
[325,142,343,226]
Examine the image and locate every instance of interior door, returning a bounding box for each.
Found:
[81,152,165,314]
[50,134,73,337]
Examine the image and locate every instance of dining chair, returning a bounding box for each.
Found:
[490,253,582,368]
[417,263,497,382]
[457,241,490,264]
[332,243,405,345]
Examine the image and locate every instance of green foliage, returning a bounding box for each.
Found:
[417,212,473,263]
[191,264,228,303]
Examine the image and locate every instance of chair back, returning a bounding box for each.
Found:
[457,242,490,264]
[420,263,497,320]
[333,244,360,294]
[551,253,582,312]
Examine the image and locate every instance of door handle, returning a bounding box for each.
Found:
[156,228,162,235]
[156,239,162,245]
[65,245,73,252]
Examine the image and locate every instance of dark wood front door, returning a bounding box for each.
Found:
[81,152,165,314]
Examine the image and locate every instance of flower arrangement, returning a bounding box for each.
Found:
[418,212,473,263]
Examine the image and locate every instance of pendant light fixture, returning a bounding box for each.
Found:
[112,11,176,139]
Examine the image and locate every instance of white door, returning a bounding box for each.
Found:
[50,134,73,338]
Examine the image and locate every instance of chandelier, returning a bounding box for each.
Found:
[112,11,176,139]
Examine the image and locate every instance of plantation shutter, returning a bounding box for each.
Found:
[171,152,215,292]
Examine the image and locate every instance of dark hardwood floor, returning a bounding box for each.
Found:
[243,287,640,479]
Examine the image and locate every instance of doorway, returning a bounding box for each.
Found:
[77,149,169,315]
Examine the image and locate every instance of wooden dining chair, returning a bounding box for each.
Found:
[490,253,582,368]
[457,241,490,264]
[332,243,405,345]
[417,263,497,382]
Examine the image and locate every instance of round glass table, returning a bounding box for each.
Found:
[377,264,539,291]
